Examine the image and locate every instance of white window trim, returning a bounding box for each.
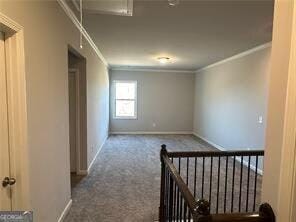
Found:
[113,80,138,120]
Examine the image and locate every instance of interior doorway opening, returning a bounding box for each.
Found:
[68,47,87,190]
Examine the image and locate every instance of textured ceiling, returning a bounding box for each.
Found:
[84,0,274,71]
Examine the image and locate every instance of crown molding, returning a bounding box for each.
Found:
[196,42,272,73]
[57,0,108,67]
[111,67,195,74]
[0,12,23,32]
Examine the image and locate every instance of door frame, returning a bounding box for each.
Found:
[0,12,30,210]
[69,68,81,174]
[276,3,296,221]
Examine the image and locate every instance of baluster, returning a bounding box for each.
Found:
[216,156,221,213]
[159,146,166,222]
[246,155,251,212]
[183,201,187,222]
[202,156,205,199]
[173,180,176,221]
[188,208,191,222]
[224,156,228,213]
[178,157,181,174]
[231,155,236,212]
[164,167,167,220]
[186,157,189,185]
[253,155,259,211]
[177,187,180,221]
[167,170,170,220]
[239,156,243,212]
[166,167,169,220]
[178,157,181,221]
[169,175,173,222]
[194,157,197,198]
[170,157,175,221]
[180,196,183,222]
[209,156,213,212]
[185,157,189,221]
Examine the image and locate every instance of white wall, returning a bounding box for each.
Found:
[110,70,195,133]
[193,46,271,150]
[0,1,109,221]
[87,54,109,166]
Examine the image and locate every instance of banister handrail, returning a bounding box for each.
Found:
[203,203,275,222]
[161,146,210,219]
[162,150,198,211]
[159,145,211,221]
[159,144,275,222]
[167,150,264,158]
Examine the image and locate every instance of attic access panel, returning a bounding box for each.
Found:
[72,0,133,16]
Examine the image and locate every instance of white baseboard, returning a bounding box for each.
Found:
[87,135,108,173]
[235,156,263,175]
[193,132,263,175]
[76,170,88,175]
[193,132,226,151]
[75,135,108,175]
[109,131,193,135]
[58,199,72,222]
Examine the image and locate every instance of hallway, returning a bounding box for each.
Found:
[64,134,216,222]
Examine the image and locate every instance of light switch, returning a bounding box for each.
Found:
[258,116,263,124]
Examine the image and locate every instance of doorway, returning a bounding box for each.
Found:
[69,68,80,174]
[68,49,87,189]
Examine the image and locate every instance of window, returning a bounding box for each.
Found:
[114,81,137,119]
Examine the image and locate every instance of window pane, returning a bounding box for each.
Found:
[115,82,136,99]
[116,100,135,117]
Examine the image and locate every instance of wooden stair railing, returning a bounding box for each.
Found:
[159,144,275,222]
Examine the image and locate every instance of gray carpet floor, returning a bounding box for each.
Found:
[64,134,262,222]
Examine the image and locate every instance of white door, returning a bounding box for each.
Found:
[0,31,14,210]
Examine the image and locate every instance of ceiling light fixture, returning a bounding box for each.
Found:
[168,0,180,6]
[157,57,171,64]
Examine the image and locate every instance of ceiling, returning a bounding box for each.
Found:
[83,0,274,71]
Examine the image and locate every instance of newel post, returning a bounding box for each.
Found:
[159,144,167,222]
[192,199,211,222]
[259,203,276,222]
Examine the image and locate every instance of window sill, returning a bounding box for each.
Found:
[113,116,137,120]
